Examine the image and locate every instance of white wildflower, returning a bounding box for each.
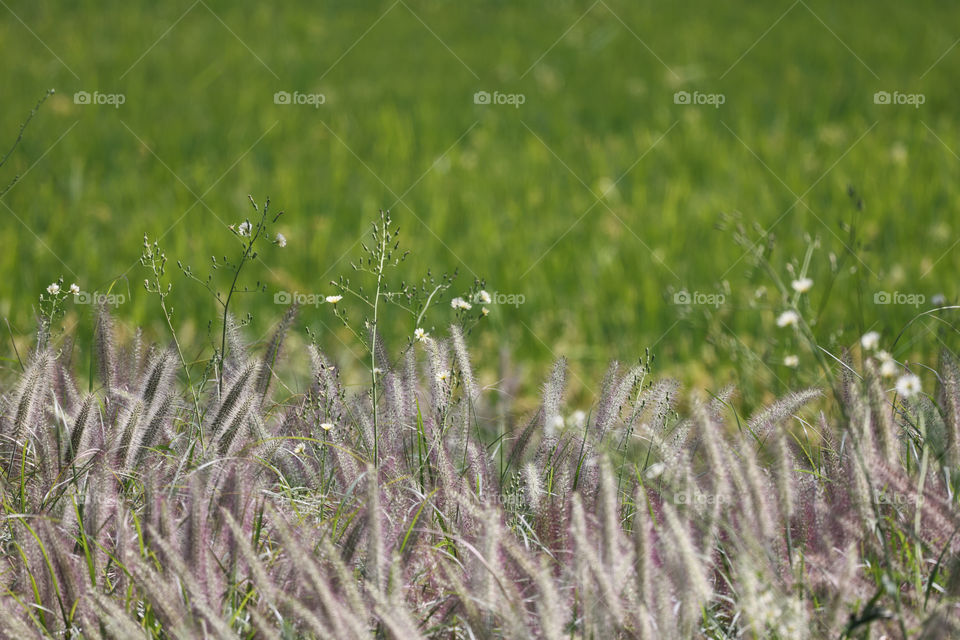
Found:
[46,282,60,295]
[451,297,472,310]
[293,442,306,455]
[237,221,252,236]
[783,355,799,368]
[895,373,921,398]
[320,422,334,431]
[436,370,450,383]
[478,290,492,304]
[325,295,343,304]
[275,232,287,247]
[69,283,80,295]
[880,358,898,378]
[860,331,881,351]
[414,327,428,342]
[791,277,813,293]
[481,306,489,316]
[776,310,799,328]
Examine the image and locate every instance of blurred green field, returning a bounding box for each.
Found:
[2,0,959,402]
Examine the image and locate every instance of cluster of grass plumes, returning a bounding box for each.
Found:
[2,306,960,639]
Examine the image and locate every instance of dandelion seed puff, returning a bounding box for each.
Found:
[880,358,898,378]
[791,277,813,293]
[237,221,252,236]
[325,295,342,304]
[860,331,880,351]
[478,290,492,304]
[320,422,334,431]
[46,282,60,295]
[275,232,287,247]
[783,355,799,368]
[69,283,80,295]
[776,310,799,328]
[451,297,472,310]
[414,327,427,342]
[895,373,921,398]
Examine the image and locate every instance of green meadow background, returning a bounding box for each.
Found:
[2,0,958,404]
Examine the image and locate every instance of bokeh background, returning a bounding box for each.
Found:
[2,0,958,405]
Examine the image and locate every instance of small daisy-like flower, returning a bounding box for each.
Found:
[481,307,489,316]
[895,373,921,398]
[69,283,80,295]
[451,297,472,310]
[478,290,492,304]
[645,462,665,480]
[46,282,60,295]
[414,327,428,342]
[860,331,881,351]
[880,358,898,378]
[325,295,343,304]
[237,221,252,236]
[776,310,799,328]
[783,355,799,368]
[436,370,450,383]
[275,232,287,248]
[791,277,813,293]
[372,367,383,376]
[293,442,306,455]
[320,422,334,431]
